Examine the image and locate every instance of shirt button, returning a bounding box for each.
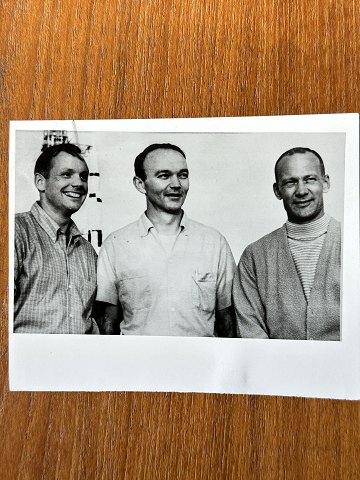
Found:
[69,314,73,319]
[68,284,72,289]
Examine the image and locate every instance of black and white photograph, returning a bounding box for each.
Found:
[8,114,360,398]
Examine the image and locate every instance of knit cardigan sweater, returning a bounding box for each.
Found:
[233,217,341,340]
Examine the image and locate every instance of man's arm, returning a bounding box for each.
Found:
[94,301,122,335]
[233,253,269,338]
[214,305,236,337]
[96,238,123,334]
[213,235,237,337]
[14,220,23,300]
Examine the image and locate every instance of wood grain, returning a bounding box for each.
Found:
[1,1,360,478]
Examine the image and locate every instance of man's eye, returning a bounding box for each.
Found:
[306,177,316,183]
[179,173,188,179]
[61,173,71,178]
[158,174,169,179]
[81,175,88,182]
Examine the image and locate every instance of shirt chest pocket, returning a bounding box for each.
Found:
[118,270,152,313]
[192,271,217,313]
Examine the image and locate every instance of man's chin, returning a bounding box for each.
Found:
[289,209,322,224]
[165,206,183,214]
[160,202,183,214]
[64,201,85,214]
[164,199,185,211]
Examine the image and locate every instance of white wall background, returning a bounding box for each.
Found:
[15,130,345,262]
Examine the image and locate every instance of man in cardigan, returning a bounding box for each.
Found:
[233,147,341,340]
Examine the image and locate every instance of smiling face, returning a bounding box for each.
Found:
[35,151,89,220]
[134,148,189,214]
[273,152,330,224]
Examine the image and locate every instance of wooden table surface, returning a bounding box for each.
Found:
[1,1,359,478]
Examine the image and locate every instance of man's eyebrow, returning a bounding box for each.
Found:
[280,175,297,181]
[281,173,319,182]
[58,168,89,175]
[154,169,189,175]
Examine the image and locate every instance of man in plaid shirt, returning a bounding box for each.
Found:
[14,143,99,334]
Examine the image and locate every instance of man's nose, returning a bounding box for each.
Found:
[295,180,308,196]
[72,174,87,187]
[169,175,181,188]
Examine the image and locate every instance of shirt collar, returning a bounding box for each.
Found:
[30,202,82,243]
[138,210,190,237]
[179,212,190,234]
[285,213,330,240]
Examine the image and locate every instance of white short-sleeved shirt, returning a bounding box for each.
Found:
[96,212,236,337]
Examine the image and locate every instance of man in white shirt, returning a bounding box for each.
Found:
[96,143,236,337]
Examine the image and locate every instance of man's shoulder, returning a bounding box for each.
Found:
[15,210,36,234]
[249,225,285,247]
[15,210,32,223]
[242,226,286,258]
[102,219,140,246]
[328,216,341,232]
[186,217,227,241]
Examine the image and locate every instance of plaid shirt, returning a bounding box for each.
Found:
[14,202,98,334]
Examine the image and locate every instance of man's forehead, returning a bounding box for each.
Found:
[51,152,88,171]
[144,148,187,171]
[277,152,322,177]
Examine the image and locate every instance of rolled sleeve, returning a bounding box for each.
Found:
[96,239,119,305]
[215,236,236,311]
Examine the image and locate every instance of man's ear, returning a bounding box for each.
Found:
[273,182,282,200]
[34,173,46,193]
[133,176,146,195]
[322,174,330,193]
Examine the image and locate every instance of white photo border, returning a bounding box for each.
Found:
[8,114,360,398]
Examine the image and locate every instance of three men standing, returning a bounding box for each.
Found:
[96,144,237,337]
[14,141,341,341]
[233,147,341,340]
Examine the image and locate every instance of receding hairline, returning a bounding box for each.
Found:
[274,149,325,182]
[134,143,187,181]
[144,146,186,162]
[142,149,188,177]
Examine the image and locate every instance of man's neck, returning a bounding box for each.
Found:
[39,201,71,233]
[287,211,325,226]
[145,208,182,234]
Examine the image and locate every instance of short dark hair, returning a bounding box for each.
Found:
[274,147,325,182]
[134,143,186,181]
[34,143,85,178]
